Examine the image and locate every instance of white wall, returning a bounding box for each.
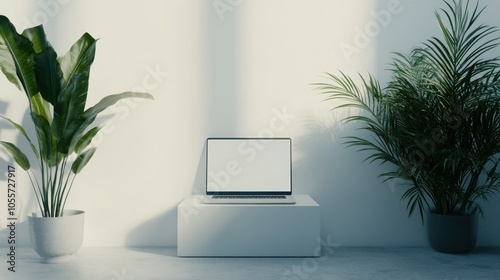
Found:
[1,0,500,247]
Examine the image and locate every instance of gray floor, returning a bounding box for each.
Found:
[1,247,499,280]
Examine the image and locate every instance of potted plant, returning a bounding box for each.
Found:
[0,16,153,262]
[316,0,500,253]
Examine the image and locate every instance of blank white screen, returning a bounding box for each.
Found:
[207,139,291,192]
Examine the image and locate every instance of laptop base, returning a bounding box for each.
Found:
[203,195,296,204]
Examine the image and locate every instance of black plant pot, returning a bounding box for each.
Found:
[426,211,478,254]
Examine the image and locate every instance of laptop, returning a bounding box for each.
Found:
[204,138,296,204]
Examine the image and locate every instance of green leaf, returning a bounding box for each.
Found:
[86,92,154,117]
[23,24,62,106]
[0,15,37,97]
[30,92,52,123]
[0,141,30,170]
[53,33,96,145]
[71,147,96,174]
[0,115,39,158]
[30,112,53,161]
[57,32,96,91]
[75,126,101,154]
[21,24,48,53]
[53,72,89,143]
[58,91,153,154]
[34,46,62,105]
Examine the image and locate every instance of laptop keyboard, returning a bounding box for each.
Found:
[213,195,287,199]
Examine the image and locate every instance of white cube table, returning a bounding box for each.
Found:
[177,194,320,257]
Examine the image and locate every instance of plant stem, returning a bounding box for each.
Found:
[60,174,77,215]
[27,170,43,215]
[55,157,68,217]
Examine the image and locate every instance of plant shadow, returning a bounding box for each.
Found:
[292,106,427,246]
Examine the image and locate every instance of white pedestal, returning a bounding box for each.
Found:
[177,195,320,257]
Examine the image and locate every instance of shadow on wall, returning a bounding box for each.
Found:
[0,100,11,182]
[477,197,500,246]
[292,106,426,246]
[190,143,208,197]
[0,108,40,248]
[292,113,364,245]
[0,221,30,248]
[125,206,179,247]
[123,0,241,247]
[122,118,185,247]
[292,111,350,197]
[123,142,207,247]
[202,0,241,136]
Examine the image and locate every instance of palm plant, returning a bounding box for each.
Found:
[316,0,500,222]
[0,16,153,217]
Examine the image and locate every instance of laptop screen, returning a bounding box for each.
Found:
[206,138,292,194]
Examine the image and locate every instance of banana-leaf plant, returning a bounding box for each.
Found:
[0,16,153,217]
[316,0,500,222]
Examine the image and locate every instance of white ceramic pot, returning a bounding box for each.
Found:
[28,210,85,263]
